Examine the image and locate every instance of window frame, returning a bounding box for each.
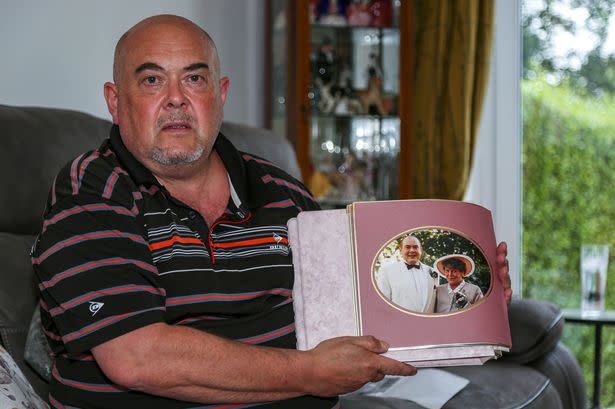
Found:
[465,0,522,296]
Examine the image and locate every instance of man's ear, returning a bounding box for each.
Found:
[104,82,120,124]
[218,76,230,106]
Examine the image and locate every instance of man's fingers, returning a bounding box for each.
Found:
[351,337,417,376]
[497,252,508,269]
[351,335,389,354]
[495,241,513,305]
[497,241,508,257]
[307,336,417,397]
[496,242,511,284]
[499,265,511,285]
[377,356,417,376]
[371,372,386,383]
[345,336,417,376]
[503,287,513,304]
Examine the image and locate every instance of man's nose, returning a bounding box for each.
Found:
[165,79,187,108]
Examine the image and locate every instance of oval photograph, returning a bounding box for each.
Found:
[372,228,491,315]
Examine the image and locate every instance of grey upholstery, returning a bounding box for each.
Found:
[220,122,302,180]
[442,361,563,409]
[0,345,48,409]
[530,343,587,408]
[0,105,110,235]
[505,298,564,364]
[0,104,586,409]
[341,362,564,409]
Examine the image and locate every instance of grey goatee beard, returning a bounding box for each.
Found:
[151,145,204,165]
[152,112,203,165]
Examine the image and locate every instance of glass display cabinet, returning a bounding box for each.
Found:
[266,0,411,207]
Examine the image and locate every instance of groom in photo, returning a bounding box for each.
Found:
[376,235,438,313]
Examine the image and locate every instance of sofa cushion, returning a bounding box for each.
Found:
[0,232,50,398]
[530,343,587,409]
[24,308,51,383]
[0,233,38,332]
[341,362,563,409]
[504,299,564,364]
[442,361,563,409]
[0,105,112,235]
[0,345,48,409]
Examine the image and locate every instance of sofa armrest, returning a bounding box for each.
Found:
[530,343,587,409]
[503,299,564,364]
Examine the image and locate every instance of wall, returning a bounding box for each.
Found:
[0,0,265,126]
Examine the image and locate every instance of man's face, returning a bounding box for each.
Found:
[401,237,422,265]
[104,20,229,173]
[444,266,464,288]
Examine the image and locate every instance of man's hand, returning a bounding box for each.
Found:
[496,242,513,305]
[304,335,416,397]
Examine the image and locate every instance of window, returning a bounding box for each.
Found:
[468,1,615,405]
[523,0,614,406]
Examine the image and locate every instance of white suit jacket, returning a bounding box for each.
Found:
[376,261,437,313]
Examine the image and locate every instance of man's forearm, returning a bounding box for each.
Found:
[149,384,302,404]
[94,323,311,402]
[93,324,416,403]
[93,322,415,404]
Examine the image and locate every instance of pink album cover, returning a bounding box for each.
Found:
[350,199,511,350]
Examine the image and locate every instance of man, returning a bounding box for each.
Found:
[376,236,438,313]
[435,255,484,313]
[31,15,414,409]
[31,14,512,409]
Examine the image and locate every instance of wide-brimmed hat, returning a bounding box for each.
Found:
[434,254,475,277]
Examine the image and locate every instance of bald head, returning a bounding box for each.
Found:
[401,235,422,265]
[113,14,220,84]
[402,235,421,247]
[103,13,230,179]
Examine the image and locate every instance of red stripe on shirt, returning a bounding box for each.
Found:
[212,236,288,249]
[148,236,205,251]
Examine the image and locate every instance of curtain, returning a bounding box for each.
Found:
[400,0,494,200]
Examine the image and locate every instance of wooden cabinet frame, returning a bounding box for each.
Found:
[265,0,413,198]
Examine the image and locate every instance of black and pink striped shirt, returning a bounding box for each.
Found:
[32,125,338,409]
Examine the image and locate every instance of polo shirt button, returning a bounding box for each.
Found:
[188,211,197,220]
[237,211,245,218]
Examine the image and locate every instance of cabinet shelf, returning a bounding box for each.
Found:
[311,23,399,31]
[311,113,399,121]
[266,0,411,201]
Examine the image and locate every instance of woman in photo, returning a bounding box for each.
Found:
[434,255,483,313]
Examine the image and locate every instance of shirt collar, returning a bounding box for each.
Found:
[109,125,158,186]
[108,124,254,215]
[447,280,467,294]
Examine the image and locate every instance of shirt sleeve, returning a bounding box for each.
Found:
[32,194,166,357]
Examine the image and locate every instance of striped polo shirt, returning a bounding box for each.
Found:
[32,125,338,409]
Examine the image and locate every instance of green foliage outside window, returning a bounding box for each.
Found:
[522,77,615,407]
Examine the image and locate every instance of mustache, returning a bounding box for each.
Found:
[157,112,195,128]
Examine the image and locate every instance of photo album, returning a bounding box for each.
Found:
[287,200,511,367]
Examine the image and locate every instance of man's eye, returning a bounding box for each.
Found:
[188,75,204,83]
[144,76,158,85]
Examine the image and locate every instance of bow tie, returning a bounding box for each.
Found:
[406,263,421,270]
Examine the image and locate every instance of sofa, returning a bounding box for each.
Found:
[0,104,586,408]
